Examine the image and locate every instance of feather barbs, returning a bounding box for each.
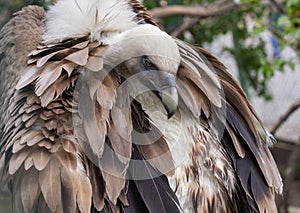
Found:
[16,37,108,107]
[42,0,138,44]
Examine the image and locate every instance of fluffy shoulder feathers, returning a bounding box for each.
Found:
[43,0,138,44]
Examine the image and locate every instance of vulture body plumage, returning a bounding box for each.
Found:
[0,1,282,213]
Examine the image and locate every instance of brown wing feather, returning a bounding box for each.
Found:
[0,3,144,212]
[131,100,175,175]
[198,46,282,185]
[0,6,106,213]
[176,39,222,120]
[181,44,282,212]
[1,2,282,213]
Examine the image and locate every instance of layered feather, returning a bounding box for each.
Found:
[0,1,283,213]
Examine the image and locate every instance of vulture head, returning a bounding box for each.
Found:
[103,24,181,117]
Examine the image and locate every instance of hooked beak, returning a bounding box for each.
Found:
[159,86,178,119]
[138,70,178,119]
[152,73,178,119]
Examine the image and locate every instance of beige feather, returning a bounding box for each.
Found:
[26,93,40,105]
[15,65,41,90]
[176,39,221,89]
[12,140,26,154]
[79,98,107,158]
[36,48,70,67]
[47,102,64,109]
[37,140,55,150]
[177,69,206,117]
[32,148,51,171]
[99,141,128,204]
[20,168,40,213]
[131,101,174,174]
[40,73,74,106]
[136,138,174,175]
[96,74,118,109]
[8,149,30,175]
[70,170,93,213]
[56,148,77,171]
[61,139,77,153]
[27,134,44,147]
[179,58,221,109]
[23,104,40,114]
[72,40,90,49]
[61,62,76,76]
[41,93,56,109]
[35,61,64,96]
[22,112,36,126]
[89,164,106,211]
[226,124,245,158]
[85,45,108,72]
[19,130,40,145]
[5,128,27,151]
[59,169,77,213]
[25,114,40,128]
[65,47,89,65]
[111,104,132,143]
[107,122,132,164]
[102,172,126,205]
[24,155,34,171]
[39,158,62,212]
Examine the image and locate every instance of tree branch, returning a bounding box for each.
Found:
[149,0,240,19]
[276,137,300,147]
[271,99,300,135]
[171,17,199,37]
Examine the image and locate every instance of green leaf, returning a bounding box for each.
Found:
[287,61,296,70]
[277,15,290,27]
[287,0,300,7]
[253,26,265,36]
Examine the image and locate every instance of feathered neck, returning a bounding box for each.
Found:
[42,0,138,44]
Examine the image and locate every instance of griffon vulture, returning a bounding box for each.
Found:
[0,0,283,212]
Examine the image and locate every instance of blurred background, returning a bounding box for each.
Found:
[0,0,299,212]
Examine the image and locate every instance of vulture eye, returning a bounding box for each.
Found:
[142,56,155,69]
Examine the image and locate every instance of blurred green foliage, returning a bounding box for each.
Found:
[277,0,300,54]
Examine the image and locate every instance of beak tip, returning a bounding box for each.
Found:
[163,102,176,119]
[167,109,175,119]
[160,87,178,119]
[167,113,174,119]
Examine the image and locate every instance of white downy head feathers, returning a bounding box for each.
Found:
[102,24,181,68]
[42,0,138,44]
